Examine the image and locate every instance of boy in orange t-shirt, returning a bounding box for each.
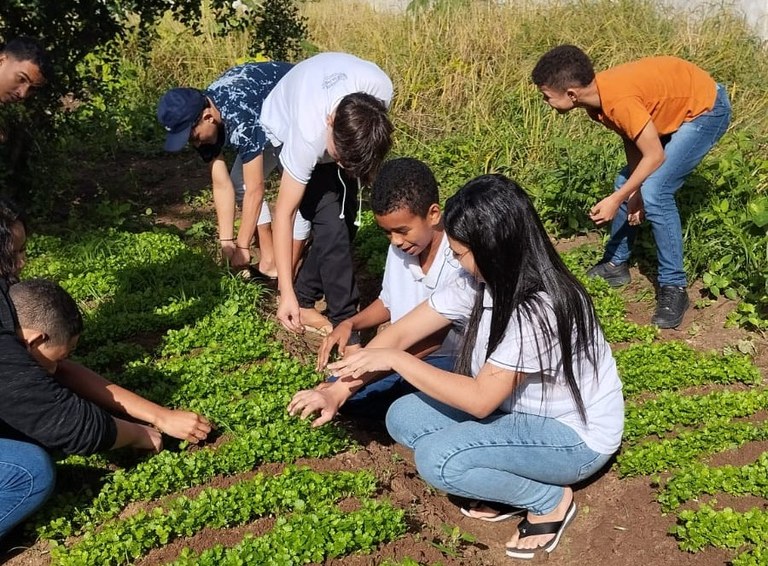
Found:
[532,45,731,328]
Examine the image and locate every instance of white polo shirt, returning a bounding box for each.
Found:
[260,52,394,185]
[429,277,624,454]
[379,233,462,357]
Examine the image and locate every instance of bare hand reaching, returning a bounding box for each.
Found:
[155,408,212,444]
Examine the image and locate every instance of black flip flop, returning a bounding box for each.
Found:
[247,266,277,282]
[505,500,577,560]
[460,500,526,522]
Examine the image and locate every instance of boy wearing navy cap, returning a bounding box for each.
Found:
[158,62,309,276]
[160,53,394,338]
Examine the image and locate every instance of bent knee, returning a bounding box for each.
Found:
[639,186,677,212]
[24,445,56,499]
[385,394,419,447]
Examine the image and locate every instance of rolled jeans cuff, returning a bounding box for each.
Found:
[346,330,361,346]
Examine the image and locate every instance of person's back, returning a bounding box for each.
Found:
[585,56,717,138]
[203,62,294,163]
[261,52,394,184]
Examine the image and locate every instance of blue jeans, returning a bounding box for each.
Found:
[385,393,612,515]
[332,355,455,421]
[604,84,731,287]
[0,439,55,539]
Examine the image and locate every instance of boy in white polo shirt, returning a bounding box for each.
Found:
[288,157,462,424]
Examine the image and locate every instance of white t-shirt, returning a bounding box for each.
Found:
[260,52,394,185]
[429,277,624,454]
[379,233,462,357]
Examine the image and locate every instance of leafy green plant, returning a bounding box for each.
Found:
[431,523,478,558]
[170,500,406,565]
[52,467,378,565]
[615,341,760,398]
[660,453,768,511]
[625,389,768,444]
[617,418,768,477]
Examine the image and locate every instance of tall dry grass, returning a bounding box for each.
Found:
[302,0,768,192]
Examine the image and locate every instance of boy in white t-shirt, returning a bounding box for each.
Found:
[263,52,394,336]
[288,158,462,424]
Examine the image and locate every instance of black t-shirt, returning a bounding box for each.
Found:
[0,280,117,455]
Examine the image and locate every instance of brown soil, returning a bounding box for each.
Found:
[3,152,766,566]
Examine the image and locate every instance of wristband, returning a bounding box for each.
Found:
[236,245,250,250]
[219,238,234,242]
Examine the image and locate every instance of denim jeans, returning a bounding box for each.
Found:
[603,84,732,287]
[0,439,55,539]
[385,393,613,515]
[332,355,455,421]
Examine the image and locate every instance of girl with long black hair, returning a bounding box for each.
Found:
[327,174,624,560]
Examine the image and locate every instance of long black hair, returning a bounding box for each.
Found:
[0,198,26,283]
[444,174,600,422]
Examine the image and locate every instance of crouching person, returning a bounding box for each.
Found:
[0,279,212,537]
[3,278,212,454]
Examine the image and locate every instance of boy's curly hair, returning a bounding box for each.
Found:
[532,45,595,91]
[332,92,393,185]
[371,157,439,218]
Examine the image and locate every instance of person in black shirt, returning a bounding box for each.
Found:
[0,202,212,539]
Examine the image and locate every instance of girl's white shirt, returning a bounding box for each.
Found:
[429,274,625,454]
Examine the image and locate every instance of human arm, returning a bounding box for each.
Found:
[621,138,645,225]
[589,120,665,225]
[316,298,391,370]
[111,418,162,451]
[233,155,267,269]
[329,349,523,418]
[288,301,452,426]
[55,360,212,443]
[210,156,238,262]
[274,170,308,332]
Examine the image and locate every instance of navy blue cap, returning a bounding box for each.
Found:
[157,88,208,152]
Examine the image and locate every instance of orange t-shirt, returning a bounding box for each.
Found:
[587,56,717,140]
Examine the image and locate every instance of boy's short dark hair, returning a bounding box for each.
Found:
[9,279,83,345]
[371,157,439,218]
[531,45,595,91]
[332,92,393,185]
[2,37,52,82]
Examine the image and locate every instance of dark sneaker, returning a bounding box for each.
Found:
[586,261,631,287]
[652,286,690,329]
